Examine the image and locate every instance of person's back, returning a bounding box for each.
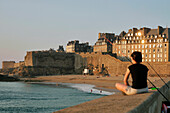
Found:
[129,64,148,89]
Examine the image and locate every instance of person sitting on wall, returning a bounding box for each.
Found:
[115,51,149,95]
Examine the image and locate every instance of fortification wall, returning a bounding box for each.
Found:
[25,52,33,66]
[13,51,85,76]
[2,61,15,70]
[14,61,24,68]
[78,52,170,76]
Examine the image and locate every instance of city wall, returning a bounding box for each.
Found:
[2,51,86,76]
[78,52,170,76]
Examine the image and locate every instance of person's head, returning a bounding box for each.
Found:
[131,51,142,64]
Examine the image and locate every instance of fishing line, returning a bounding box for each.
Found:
[103,36,170,102]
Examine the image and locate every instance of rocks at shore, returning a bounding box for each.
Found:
[0,74,20,82]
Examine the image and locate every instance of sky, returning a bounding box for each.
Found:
[0,0,170,68]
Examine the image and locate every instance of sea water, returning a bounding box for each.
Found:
[0,82,111,113]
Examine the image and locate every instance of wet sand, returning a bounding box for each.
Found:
[24,75,170,113]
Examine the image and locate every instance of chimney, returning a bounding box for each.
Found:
[157,26,163,34]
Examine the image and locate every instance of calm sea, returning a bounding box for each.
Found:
[0,82,104,113]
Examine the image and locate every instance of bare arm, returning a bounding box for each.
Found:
[124,68,130,86]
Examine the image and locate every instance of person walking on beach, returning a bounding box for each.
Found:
[115,51,149,95]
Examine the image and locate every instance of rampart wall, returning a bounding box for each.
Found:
[78,52,170,76]
[2,61,15,70]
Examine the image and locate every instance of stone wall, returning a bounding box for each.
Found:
[2,61,15,70]
[128,81,170,113]
[78,52,170,76]
[15,51,85,76]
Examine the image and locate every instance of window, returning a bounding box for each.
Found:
[165,44,167,47]
[153,44,155,48]
[153,54,155,58]
[145,49,147,53]
[142,45,144,48]
[145,54,147,57]
[149,54,151,58]
[153,59,155,62]
[145,59,147,62]
[153,49,155,53]
[149,59,151,62]
[149,44,152,48]
[142,54,144,58]
[138,45,140,48]
[142,50,144,53]
[155,35,157,38]
[145,45,148,48]
[149,49,151,53]
[149,40,151,43]
[165,54,167,57]
[154,40,156,43]
[137,37,139,40]
[165,59,167,62]
[128,34,130,36]
[160,49,162,52]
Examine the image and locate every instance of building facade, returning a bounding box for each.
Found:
[66,40,93,53]
[93,33,116,53]
[112,26,170,62]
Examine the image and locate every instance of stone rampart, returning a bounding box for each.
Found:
[78,53,170,76]
[2,61,15,70]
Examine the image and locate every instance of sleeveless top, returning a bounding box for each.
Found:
[128,64,148,89]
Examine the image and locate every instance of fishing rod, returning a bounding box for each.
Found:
[103,36,170,102]
[146,62,169,88]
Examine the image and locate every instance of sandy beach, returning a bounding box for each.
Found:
[24,75,170,113]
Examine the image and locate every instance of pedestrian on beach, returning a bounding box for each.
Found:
[115,51,149,95]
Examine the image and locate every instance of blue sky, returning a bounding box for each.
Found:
[0,0,170,68]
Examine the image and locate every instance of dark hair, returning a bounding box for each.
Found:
[131,51,142,63]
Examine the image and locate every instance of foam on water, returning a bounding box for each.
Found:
[58,83,115,95]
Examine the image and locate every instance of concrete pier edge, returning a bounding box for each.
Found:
[128,81,170,113]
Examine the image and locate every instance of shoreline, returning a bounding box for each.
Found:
[26,81,116,95]
[23,75,170,113]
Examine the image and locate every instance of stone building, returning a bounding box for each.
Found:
[93,33,116,53]
[112,26,170,62]
[66,40,93,53]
